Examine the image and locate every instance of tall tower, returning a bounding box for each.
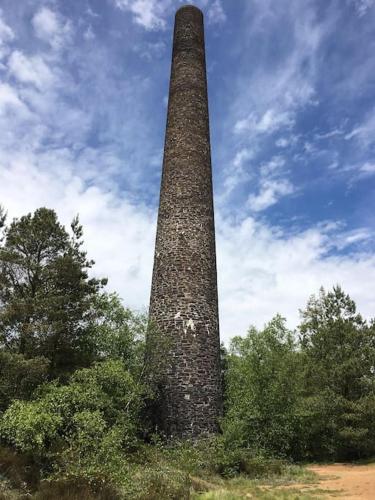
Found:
[148,5,221,438]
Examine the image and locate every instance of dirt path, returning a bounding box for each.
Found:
[307,463,375,499]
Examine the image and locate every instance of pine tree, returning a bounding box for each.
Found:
[299,286,375,459]
[0,207,107,376]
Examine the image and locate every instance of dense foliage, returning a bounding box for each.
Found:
[223,315,304,458]
[299,287,375,459]
[224,287,375,461]
[0,207,107,376]
[1,360,144,493]
[1,207,374,498]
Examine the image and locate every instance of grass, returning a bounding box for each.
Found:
[190,465,320,499]
[0,443,323,499]
[194,489,321,499]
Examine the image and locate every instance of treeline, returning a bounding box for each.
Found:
[223,293,375,461]
[0,207,374,498]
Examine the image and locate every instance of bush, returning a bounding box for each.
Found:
[0,360,145,491]
[223,316,303,458]
[137,436,269,479]
[134,465,191,500]
[1,400,63,454]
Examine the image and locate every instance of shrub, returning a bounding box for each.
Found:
[0,360,144,491]
[134,465,191,500]
[0,400,63,454]
[223,316,303,458]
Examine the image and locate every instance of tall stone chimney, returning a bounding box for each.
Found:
[148,5,221,438]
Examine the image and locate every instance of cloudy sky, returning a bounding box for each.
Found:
[0,0,374,342]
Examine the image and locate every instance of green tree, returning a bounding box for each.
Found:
[89,292,146,378]
[0,360,143,486]
[223,315,303,457]
[0,207,106,376]
[299,286,375,459]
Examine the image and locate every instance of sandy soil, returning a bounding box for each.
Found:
[307,463,375,499]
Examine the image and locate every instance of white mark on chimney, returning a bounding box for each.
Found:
[186,318,196,331]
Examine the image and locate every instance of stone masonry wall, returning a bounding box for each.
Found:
[148,5,221,438]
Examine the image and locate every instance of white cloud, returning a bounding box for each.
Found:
[8,51,55,89]
[32,7,72,49]
[219,148,254,200]
[114,0,169,30]
[260,155,285,176]
[221,0,327,195]
[83,25,95,41]
[349,0,375,17]
[276,138,289,148]
[230,0,325,143]
[345,128,362,141]
[0,154,156,310]
[0,12,13,42]
[0,9,14,61]
[341,228,372,246]
[240,155,293,212]
[315,128,345,140]
[247,178,294,212]
[360,162,375,174]
[303,141,317,155]
[208,0,226,24]
[0,83,27,115]
[235,108,295,135]
[33,7,59,38]
[216,215,375,341]
[275,135,299,148]
[113,0,225,30]
[345,109,375,148]
[327,160,339,170]
[87,7,100,18]
[233,148,254,168]
[327,159,375,185]
[133,40,166,60]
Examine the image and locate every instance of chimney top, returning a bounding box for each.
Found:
[176,4,203,16]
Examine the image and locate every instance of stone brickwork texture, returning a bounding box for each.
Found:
[148,5,221,438]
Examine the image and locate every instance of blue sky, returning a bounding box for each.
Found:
[0,0,374,342]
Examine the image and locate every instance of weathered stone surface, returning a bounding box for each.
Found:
[148,5,221,438]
